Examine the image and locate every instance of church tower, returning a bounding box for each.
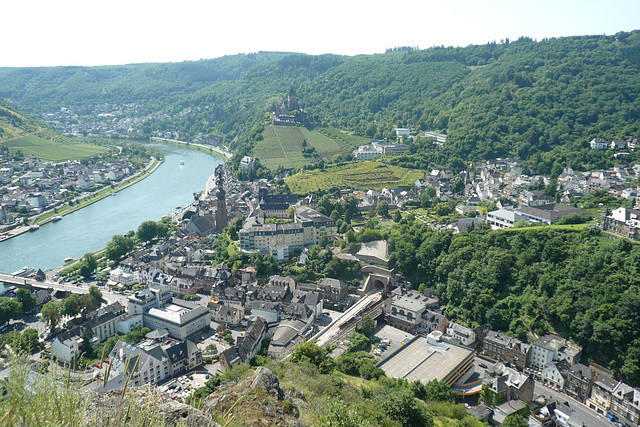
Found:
[214,167,228,233]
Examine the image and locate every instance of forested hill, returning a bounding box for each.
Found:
[2,31,640,167]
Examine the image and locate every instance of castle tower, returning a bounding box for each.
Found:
[214,168,228,232]
[287,85,299,111]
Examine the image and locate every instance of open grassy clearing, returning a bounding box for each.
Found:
[2,133,107,161]
[319,127,370,147]
[286,161,423,194]
[252,125,357,170]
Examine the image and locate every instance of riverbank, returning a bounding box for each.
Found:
[0,157,163,242]
[150,137,232,160]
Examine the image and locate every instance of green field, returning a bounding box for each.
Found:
[317,127,370,147]
[286,161,423,194]
[2,134,107,161]
[252,125,363,170]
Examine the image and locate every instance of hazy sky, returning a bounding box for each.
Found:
[2,0,640,67]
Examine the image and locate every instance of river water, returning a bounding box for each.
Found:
[0,143,223,274]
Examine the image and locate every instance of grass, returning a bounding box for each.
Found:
[252,125,360,170]
[285,161,423,194]
[318,127,370,147]
[2,133,107,161]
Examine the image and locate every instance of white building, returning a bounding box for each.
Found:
[395,128,411,139]
[486,209,526,229]
[590,138,608,150]
[529,334,582,372]
[50,326,84,364]
[143,300,211,341]
[445,322,476,346]
[127,285,172,315]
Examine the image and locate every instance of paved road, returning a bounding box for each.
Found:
[533,382,610,426]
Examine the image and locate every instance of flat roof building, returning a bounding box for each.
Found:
[377,332,474,388]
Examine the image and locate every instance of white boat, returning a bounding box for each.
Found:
[179,160,185,166]
[51,216,62,222]
[64,257,74,263]
[29,225,40,231]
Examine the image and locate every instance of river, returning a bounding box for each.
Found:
[0,143,224,274]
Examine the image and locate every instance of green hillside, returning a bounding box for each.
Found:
[252,125,363,170]
[2,32,640,171]
[0,101,107,160]
[286,161,423,194]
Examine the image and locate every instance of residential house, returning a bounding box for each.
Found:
[385,289,439,334]
[50,326,85,364]
[445,322,476,347]
[483,362,535,404]
[565,363,597,403]
[83,302,126,343]
[610,382,640,426]
[528,334,582,375]
[586,374,620,417]
[219,317,267,372]
[209,303,244,326]
[542,359,571,390]
[482,330,531,371]
[590,138,608,150]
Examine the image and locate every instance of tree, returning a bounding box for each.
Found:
[79,253,98,279]
[41,301,62,331]
[377,201,390,218]
[0,297,22,325]
[88,285,105,310]
[106,234,134,261]
[16,289,36,314]
[393,210,402,223]
[360,315,375,337]
[453,177,465,194]
[422,379,458,402]
[0,328,43,355]
[137,220,158,242]
[502,414,528,427]
[291,340,335,374]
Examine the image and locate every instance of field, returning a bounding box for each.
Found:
[252,125,363,170]
[2,134,107,161]
[285,161,424,194]
[317,127,370,147]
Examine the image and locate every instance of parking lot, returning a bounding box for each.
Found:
[371,323,415,360]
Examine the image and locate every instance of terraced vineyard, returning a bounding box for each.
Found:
[252,125,360,170]
[285,161,424,194]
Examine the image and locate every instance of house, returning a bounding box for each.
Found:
[50,326,85,364]
[394,128,410,139]
[82,302,126,343]
[209,303,244,326]
[554,364,593,404]
[219,317,267,372]
[610,382,640,426]
[445,322,476,346]
[447,217,483,234]
[542,359,571,390]
[482,330,530,371]
[240,156,255,172]
[491,400,529,425]
[590,138,608,150]
[483,362,535,404]
[528,334,582,375]
[317,277,348,303]
[612,139,627,150]
[586,374,619,417]
[165,340,203,376]
[603,207,640,240]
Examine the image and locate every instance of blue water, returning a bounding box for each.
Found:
[0,144,223,273]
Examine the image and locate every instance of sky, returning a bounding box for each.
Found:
[2,0,640,67]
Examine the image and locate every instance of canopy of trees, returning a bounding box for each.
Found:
[388,224,640,386]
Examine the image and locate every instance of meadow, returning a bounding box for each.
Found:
[2,134,107,161]
[285,161,424,194]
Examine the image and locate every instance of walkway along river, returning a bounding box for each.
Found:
[0,143,224,274]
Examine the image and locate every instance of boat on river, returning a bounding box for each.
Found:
[179,160,185,166]
[51,216,62,222]
[29,225,40,231]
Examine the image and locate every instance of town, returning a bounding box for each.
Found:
[2,132,640,426]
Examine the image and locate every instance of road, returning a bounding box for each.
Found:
[0,273,129,307]
[533,382,610,426]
